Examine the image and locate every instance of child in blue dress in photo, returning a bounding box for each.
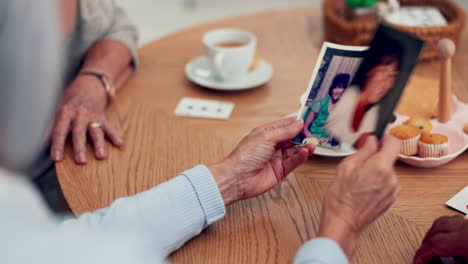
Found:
[297,73,350,148]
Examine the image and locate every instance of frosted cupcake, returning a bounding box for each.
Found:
[389,125,421,156]
[418,134,449,158]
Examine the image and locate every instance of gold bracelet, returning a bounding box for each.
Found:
[79,71,116,102]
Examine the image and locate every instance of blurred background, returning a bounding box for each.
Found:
[116,0,468,45]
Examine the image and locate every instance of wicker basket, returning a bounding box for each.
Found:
[323,0,466,61]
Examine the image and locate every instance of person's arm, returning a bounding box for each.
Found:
[303,100,323,139]
[294,136,401,263]
[51,0,139,165]
[57,118,314,260]
[79,40,134,92]
[79,0,140,89]
[3,118,313,263]
[303,110,317,138]
[58,165,225,259]
[294,238,349,264]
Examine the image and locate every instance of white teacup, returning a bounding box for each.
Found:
[203,29,257,81]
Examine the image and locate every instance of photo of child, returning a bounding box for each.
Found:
[301,73,350,147]
[294,43,368,147]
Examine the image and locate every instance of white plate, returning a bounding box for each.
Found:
[185,56,273,91]
[314,144,356,157]
[388,112,468,168]
[285,112,356,158]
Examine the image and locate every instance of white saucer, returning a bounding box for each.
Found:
[314,144,356,157]
[185,56,273,91]
[285,112,356,158]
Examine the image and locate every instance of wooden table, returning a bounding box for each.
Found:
[57,7,468,264]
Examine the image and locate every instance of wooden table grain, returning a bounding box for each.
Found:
[56,7,468,264]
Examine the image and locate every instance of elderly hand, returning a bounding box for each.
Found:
[208,117,315,206]
[319,135,401,260]
[50,75,123,164]
[413,216,468,264]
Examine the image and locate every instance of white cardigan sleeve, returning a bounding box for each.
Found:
[1,166,225,264]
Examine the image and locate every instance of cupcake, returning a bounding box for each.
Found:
[418,134,449,158]
[404,117,432,134]
[389,125,421,156]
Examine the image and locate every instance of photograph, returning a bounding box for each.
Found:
[293,43,368,147]
[325,24,425,148]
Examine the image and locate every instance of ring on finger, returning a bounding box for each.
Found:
[89,122,102,129]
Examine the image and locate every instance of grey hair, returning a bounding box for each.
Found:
[0,0,63,171]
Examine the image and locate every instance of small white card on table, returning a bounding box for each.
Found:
[445,186,468,215]
[174,97,235,120]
